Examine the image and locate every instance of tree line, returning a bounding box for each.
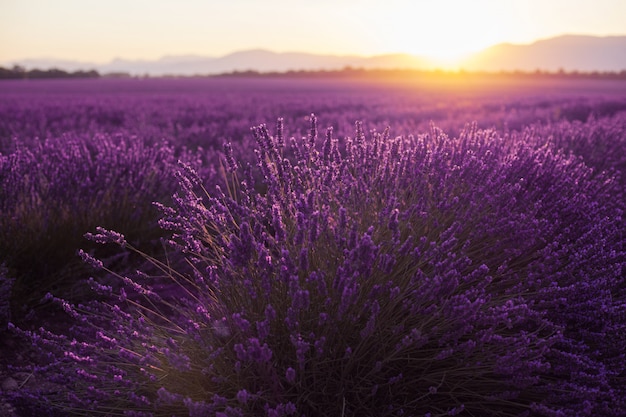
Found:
[216,67,626,80]
[2,65,625,80]
[0,65,100,79]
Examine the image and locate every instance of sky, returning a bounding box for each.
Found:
[1,0,625,64]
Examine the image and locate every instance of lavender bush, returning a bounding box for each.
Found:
[0,133,195,319]
[6,114,625,416]
[540,113,626,188]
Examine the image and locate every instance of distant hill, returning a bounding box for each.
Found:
[3,35,625,76]
[89,50,433,76]
[459,35,626,72]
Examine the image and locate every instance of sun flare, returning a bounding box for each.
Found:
[395,37,485,65]
[376,0,510,67]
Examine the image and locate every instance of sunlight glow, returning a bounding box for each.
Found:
[0,0,625,64]
[374,0,510,67]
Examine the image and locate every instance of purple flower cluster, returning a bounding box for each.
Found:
[0,132,202,318]
[5,109,625,416]
[541,113,626,189]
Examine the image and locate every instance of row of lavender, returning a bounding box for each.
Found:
[2,78,626,153]
[1,78,626,416]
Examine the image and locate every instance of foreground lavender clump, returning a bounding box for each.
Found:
[0,133,189,316]
[8,117,626,416]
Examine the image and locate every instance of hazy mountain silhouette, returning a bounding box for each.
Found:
[91,50,432,76]
[460,35,626,72]
[4,35,625,76]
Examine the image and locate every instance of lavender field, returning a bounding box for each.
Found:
[1,76,626,416]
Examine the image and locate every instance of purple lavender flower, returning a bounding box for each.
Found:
[4,96,626,417]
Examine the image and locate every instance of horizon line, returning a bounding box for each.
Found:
[3,33,626,65]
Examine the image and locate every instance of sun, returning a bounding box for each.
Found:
[374,0,507,68]
[398,37,486,65]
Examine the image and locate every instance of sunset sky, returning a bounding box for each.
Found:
[1,0,625,64]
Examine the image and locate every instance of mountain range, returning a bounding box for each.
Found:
[4,35,626,76]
